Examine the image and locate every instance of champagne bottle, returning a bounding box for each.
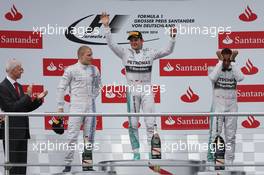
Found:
[151,124,161,159]
[214,135,225,170]
[82,137,93,171]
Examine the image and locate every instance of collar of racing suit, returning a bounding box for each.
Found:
[222,64,232,72]
[77,61,91,69]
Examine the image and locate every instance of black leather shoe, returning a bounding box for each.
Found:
[62,166,71,172]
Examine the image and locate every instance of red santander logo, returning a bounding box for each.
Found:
[43,58,101,76]
[180,86,199,103]
[123,121,141,129]
[242,116,260,128]
[160,59,218,76]
[219,31,264,49]
[237,85,264,102]
[241,59,258,75]
[45,116,103,130]
[239,6,257,22]
[5,5,23,21]
[161,116,209,130]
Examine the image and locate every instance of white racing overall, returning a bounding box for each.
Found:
[105,27,176,152]
[207,60,244,163]
[57,61,101,164]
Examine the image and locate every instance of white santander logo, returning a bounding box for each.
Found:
[165,116,175,125]
[105,91,116,99]
[222,35,233,45]
[163,62,174,72]
[48,119,53,125]
[47,62,57,71]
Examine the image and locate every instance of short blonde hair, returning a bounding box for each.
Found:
[77,46,92,59]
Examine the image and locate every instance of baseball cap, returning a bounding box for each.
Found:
[127,31,143,40]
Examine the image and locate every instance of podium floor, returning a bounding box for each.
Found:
[51,160,247,175]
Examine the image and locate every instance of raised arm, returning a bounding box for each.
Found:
[101,12,125,59]
[208,60,223,82]
[153,27,176,60]
[230,50,244,82]
[230,50,238,62]
[216,50,224,61]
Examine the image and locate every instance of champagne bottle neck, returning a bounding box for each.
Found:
[154,124,158,134]
[84,136,89,144]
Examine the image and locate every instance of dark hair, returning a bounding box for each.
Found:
[221,48,232,55]
[127,31,143,40]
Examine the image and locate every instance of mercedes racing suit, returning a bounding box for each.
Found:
[104,27,176,152]
[207,60,244,163]
[57,61,101,165]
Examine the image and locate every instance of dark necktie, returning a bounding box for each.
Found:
[14,82,20,96]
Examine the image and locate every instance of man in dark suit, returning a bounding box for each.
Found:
[0,58,48,175]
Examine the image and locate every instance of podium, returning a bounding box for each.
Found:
[98,159,205,175]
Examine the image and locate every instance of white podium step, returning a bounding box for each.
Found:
[98,159,206,175]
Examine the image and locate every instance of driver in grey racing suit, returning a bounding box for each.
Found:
[57,46,101,172]
[207,48,244,165]
[101,12,176,160]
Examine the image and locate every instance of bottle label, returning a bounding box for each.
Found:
[152,148,161,155]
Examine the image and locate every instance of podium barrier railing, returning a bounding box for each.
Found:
[1,112,264,175]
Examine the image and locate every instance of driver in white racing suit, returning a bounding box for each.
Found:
[101,12,176,160]
[207,48,244,165]
[57,46,101,172]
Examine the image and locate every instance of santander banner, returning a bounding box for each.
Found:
[160,59,218,76]
[0,30,42,49]
[101,85,161,103]
[161,116,209,130]
[219,31,264,49]
[44,116,103,130]
[237,85,264,102]
[43,58,101,76]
